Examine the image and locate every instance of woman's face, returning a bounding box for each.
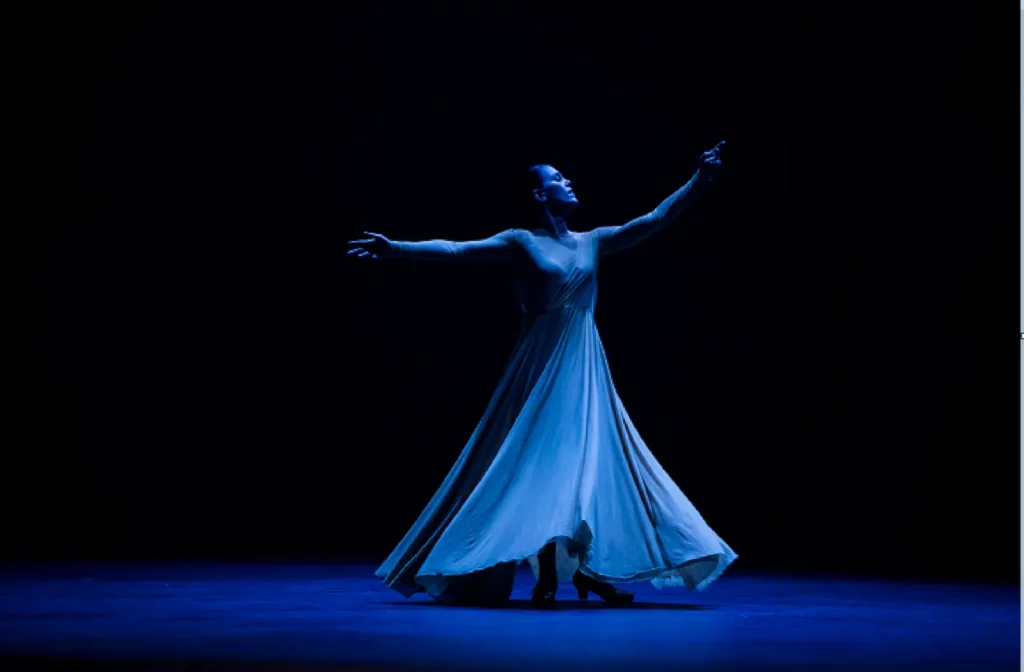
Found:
[533,165,578,214]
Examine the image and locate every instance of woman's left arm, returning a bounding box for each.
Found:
[595,141,724,258]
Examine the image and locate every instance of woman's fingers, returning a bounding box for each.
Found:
[347,247,363,255]
[348,239,374,245]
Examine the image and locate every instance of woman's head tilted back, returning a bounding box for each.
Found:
[519,164,578,222]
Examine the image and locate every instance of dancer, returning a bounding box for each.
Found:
[348,141,737,607]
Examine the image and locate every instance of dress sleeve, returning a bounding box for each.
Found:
[393,229,522,262]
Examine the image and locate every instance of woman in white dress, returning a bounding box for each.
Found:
[348,141,737,608]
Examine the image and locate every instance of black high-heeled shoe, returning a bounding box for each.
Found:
[530,583,557,609]
[531,541,558,609]
[572,570,634,605]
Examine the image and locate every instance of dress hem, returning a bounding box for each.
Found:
[378,532,738,601]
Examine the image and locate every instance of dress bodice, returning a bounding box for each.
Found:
[513,230,598,315]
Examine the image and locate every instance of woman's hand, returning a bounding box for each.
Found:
[347,231,395,260]
[697,141,725,184]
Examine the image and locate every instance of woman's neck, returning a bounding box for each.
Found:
[537,210,571,238]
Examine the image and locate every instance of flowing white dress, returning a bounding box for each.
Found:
[375,228,737,605]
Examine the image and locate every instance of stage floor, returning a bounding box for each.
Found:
[0,562,1017,671]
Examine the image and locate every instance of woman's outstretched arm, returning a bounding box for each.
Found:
[347,229,520,263]
[594,141,724,258]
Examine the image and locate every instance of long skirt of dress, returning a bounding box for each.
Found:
[375,306,738,605]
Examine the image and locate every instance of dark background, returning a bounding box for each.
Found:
[20,2,1019,582]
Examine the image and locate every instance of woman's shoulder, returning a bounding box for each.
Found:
[506,228,588,239]
[497,228,531,245]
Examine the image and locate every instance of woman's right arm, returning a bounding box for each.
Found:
[349,229,521,263]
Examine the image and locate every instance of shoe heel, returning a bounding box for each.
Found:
[576,586,589,599]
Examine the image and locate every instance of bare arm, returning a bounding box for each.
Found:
[348,229,520,263]
[594,141,725,259]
